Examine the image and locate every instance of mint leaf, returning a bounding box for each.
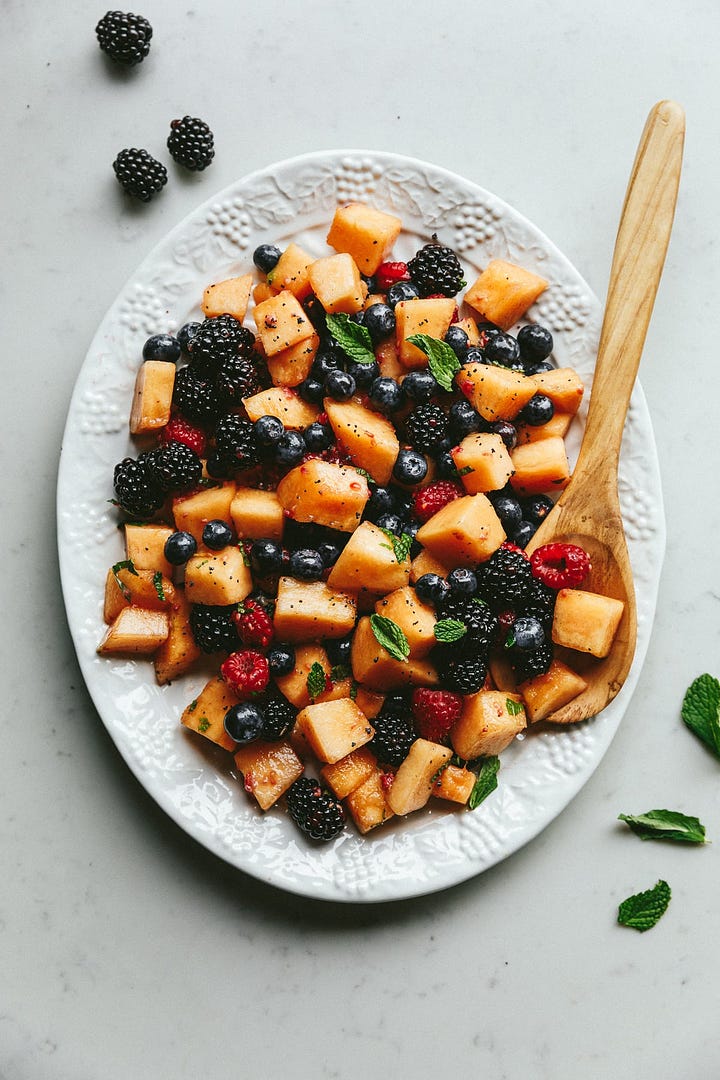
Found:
[326,313,376,366]
[197,717,210,733]
[406,334,461,391]
[369,614,409,663]
[380,528,412,564]
[618,809,707,844]
[350,681,358,701]
[617,879,671,932]
[457,465,474,476]
[111,558,138,601]
[434,618,467,644]
[681,674,720,758]
[330,663,352,684]
[152,570,166,602]
[468,756,500,809]
[306,662,327,702]
[506,698,524,716]
[352,466,377,486]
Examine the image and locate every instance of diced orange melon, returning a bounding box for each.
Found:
[172,482,236,544]
[266,243,314,300]
[252,290,314,355]
[275,643,331,708]
[452,433,514,494]
[519,659,589,723]
[345,769,394,833]
[308,253,365,314]
[327,521,411,594]
[457,362,536,422]
[410,548,452,583]
[327,202,402,275]
[432,764,476,804]
[551,588,625,658]
[230,487,284,541]
[253,281,275,305]
[266,333,319,388]
[516,411,573,445]
[385,739,453,816]
[354,687,385,719]
[97,606,169,656]
[129,360,175,434]
[451,690,526,759]
[488,652,517,693]
[375,338,406,380]
[415,493,505,566]
[295,699,375,764]
[374,586,436,658]
[324,398,399,485]
[234,740,304,810]
[103,566,175,622]
[464,259,548,330]
[350,615,439,691]
[184,547,253,605]
[321,746,378,799]
[276,459,369,532]
[124,524,174,578]
[181,675,238,751]
[529,368,584,414]
[201,273,253,320]
[456,317,480,346]
[273,576,357,642]
[154,590,202,685]
[395,297,456,367]
[509,436,570,496]
[243,386,320,429]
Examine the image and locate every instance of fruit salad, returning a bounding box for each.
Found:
[97,201,625,842]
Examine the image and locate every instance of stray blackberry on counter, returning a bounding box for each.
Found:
[286,777,345,842]
[407,235,465,297]
[113,148,167,202]
[189,604,241,654]
[96,10,152,66]
[113,455,164,516]
[167,116,215,171]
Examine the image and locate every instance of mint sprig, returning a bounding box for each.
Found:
[506,698,524,716]
[617,879,671,932]
[406,334,461,391]
[369,614,409,663]
[380,528,412,564]
[681,673,720,759]
[434,618,467,644]
[468,756,500,810]
[152,570,166,602]
[306,662,327,702]
[111,558,138,601]
[326,313,375,366]
[618,809,707,844]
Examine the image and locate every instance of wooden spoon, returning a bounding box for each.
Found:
[524,99,685,724]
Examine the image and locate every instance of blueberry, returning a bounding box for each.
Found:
[526,359,554,375]
[177,322,201,354]
[444,325,469,360]
[361,273,377,293]
[512,520,537,548]
[224,702,264,744]
[142,333,181,363]
[447,567,478,597]
[202,519,233,550]
[351,310,366,327]
[415,573,450,606]
[364,303,396,344]
[522,494,554,524]
[484,332,522,369]
[253,243,282,274]
[376,512,404,535]
[520,393,555,426]
[489,420,517,451]
[251,538,283,576]
[299,376,325,404]
[369,377,404,412]
[402,369,438,404]
[312,350,343,380]
[477,322,503,342]
[274,431,306,467]
[346,359,380,388]
[517,324,553,363]
[403,519,422,558]
[302,293,328,334]
[317,540,342,568]
[435,450,459,479]
[205,452,231,478]
[392,448,428,486]
[303,421,334,452]
[326,635,352,667]
[465,346,486,365]
[490,494,523,532]
[164,530,197,565]
[267,643,295,678]
[512,616,545,650]
[289,548,324,581]
[386,280,420,308]
[325,369,356,401]
[389,487,414,519]
[449,399,484,440]
[253,414,285,447]
[364,486,396,521]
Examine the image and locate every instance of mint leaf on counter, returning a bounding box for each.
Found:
[618,809,707,844]
[406,334,461,391]
[326,313,375,365]
[617,879,671,932]
[369,614,409,663]
[681,674,720,758]
[468,756,500,810]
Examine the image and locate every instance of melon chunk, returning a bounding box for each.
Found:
[327,521,411,593]
[308,253,365,314]
[201,273,253,320]
[516,411,573,445]
[276,459,369,532]
[410,548,452,583]
[456,316,480,346]
[266,333,319,388]
[252,290,314,355]
[529,368,584,414]
[181,674,238,751]
[374,586,436,658]
[350,615,439,691]
[452,433,514,494]
[519,659,589,722]
[266,243,314,300]
[551,588,625,658]
[154,590,202,685]
[353,687,385,719]
[464,259,548,330]
[274,643,349,708]
[273,576,357,642]
[243,386,320,429]
[324,398,400,485]
[234,740,304,810]
[97,606,169,657]
[509,436,570,496]
[184,547,253,605]
[230,487,284,541]
[457,362,536,422]
[327,202,402,275]
[124,523,174,577]
[345,769,394,833]
[432,764,476,804]
[451,690,526,759]
[129,360,175,434]
[321,746,378,799]
[296,699,375,764]
[103,566,175,622]
[253,281,275,305]
[375,338,406,380]
[395,298,457,367]
[385,739,453,816]
[172,482,236,544]
[416,493,505,566]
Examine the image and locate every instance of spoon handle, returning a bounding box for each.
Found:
[572,100,685,483]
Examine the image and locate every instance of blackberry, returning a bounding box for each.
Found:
[405,404,448,454]
[215,352,263,408]
[113,455,163,516]
[112,148,167,202]
[478,547,533,608]
[371,698,415,767]
[189,604,240,654]
[189,315,256,375]
[260,694,296,741]
[167,116,215,171]
[433,646,488,694]
[286,777,345,842]
[145,441,202,493]
[96,10,152,66]
[213,415,259,470]
[521,578,557,632]
[511,642,554,683]
[172,365,221,423]
[438,596,498,648]
[407,236,465,297]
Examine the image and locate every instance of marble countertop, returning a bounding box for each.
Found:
[3,1,720,1077]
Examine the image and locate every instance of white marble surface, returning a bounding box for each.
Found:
[2,1,720,1077]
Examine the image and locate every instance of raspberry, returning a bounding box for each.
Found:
[530,543,592,590]
[286,777,345,842]
[232,599,274,648]
[161,416,207,457]
[412,481,462,523]
[500,540,529,559]
[220,650,270,697]
[411,689,462,743]
[376,261,410,291]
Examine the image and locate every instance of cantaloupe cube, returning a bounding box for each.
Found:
[253,281,275,305]
[308,253,365,315]
[276,460,369,532]
[351,615,439,691]
[234,740,304,810]
[321,746,378,798]
[324,398,399,485]
[154,590,202,685]
[432,764,476,804]
[416,493,505,566]
[509,436,570,496]
[266,333,319,388]
[252,290,314,355]
[273,576,357,642]
[375,338,406,380]
[385,739,453,815]
[395,297,457,368]
[103,566,175,622]
[529,368,584,414]
[230,487,284,540]
[451,690,526,759]
[97,606,169,656]
[345,769,394,833]
[551,589,625,658]
[172,482,236,544]
[354,687,385,719]
[129,360,175,434]
[243,386,320,429]
[519,659,589,722]
[488,652,517,693]
[374,586,436,658]
[201,274,253,320]
[456,316,480,346]
[410,548,452,583]
[184,547,253,605]
[516,412,573,445]
[275,643,330,708]
[124,523,174,577]
[457,362,536,422]
[181,675,238,751]
[364,293,386,310]
[452,433,514,494]
[296,699,375,764]
[327,202,402,275]
[327,521,411,593]
[266,243,314,300]
[464,259,548,330]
